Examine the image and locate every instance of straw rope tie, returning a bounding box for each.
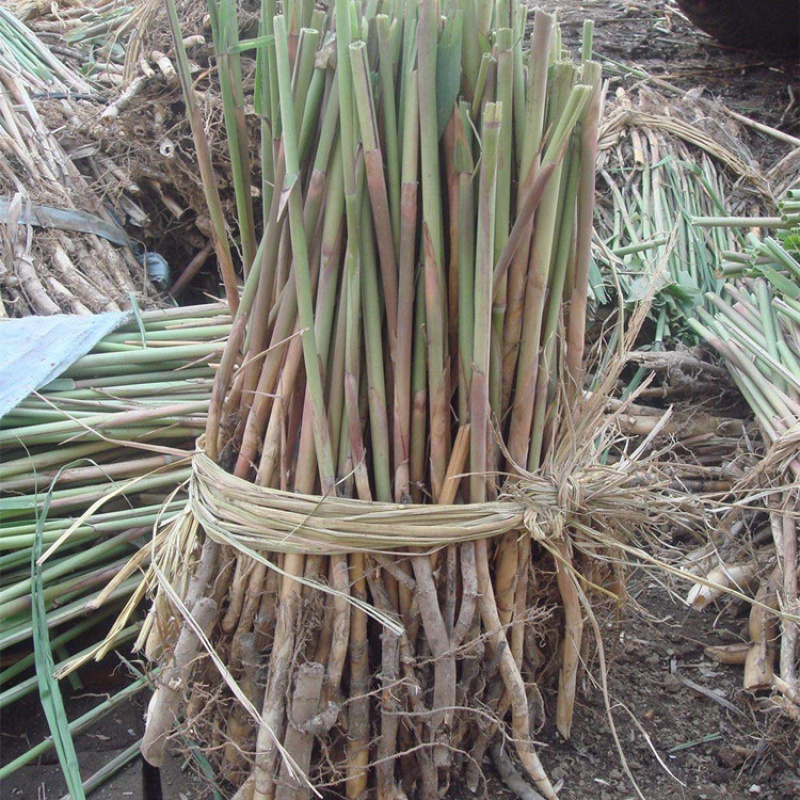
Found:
[189,446,603,555]
[518,472,586,541]
[189,449,526,554]
[558,474,585,519]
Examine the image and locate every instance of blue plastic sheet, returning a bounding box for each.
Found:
[0,312,129,417]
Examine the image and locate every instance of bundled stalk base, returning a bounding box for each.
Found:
[138,420,695,800]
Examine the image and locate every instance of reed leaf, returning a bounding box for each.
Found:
[31,476,86,800]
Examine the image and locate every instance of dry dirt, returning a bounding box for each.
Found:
[546,0,799,168]
[1,2,798,799]
[479,577,800,800]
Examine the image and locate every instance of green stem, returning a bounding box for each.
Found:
[164,0,238,312]
[470,102,501,502]
[274,13,335,493]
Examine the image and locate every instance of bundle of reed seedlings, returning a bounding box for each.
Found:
[9,0,180,87]
[6,0,233,283]
[593,86,761,359]
[121,2,698,798]
[0,8,158,316]
[689,214,800,711]
[0,303,229,722]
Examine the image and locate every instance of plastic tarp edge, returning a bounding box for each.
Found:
[0,311,131,418]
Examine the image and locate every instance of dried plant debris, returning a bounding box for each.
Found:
[0,8,161,316]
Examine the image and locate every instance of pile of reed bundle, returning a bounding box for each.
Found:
[581,84,779,488]
[5,0,265,302]
[0,302,229,726]
[592,84,772,354]
[0,7,160,317]
[690,194,800,714]
[93,2,703,798]
[8,0,211,89]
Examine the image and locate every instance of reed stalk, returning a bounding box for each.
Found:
[692,219,800,703]
[0,304,228,796]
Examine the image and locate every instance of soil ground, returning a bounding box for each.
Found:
[5,576,797,800]
[1,1,798,799]
[500,577,800,800]
[546,0,799,170]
